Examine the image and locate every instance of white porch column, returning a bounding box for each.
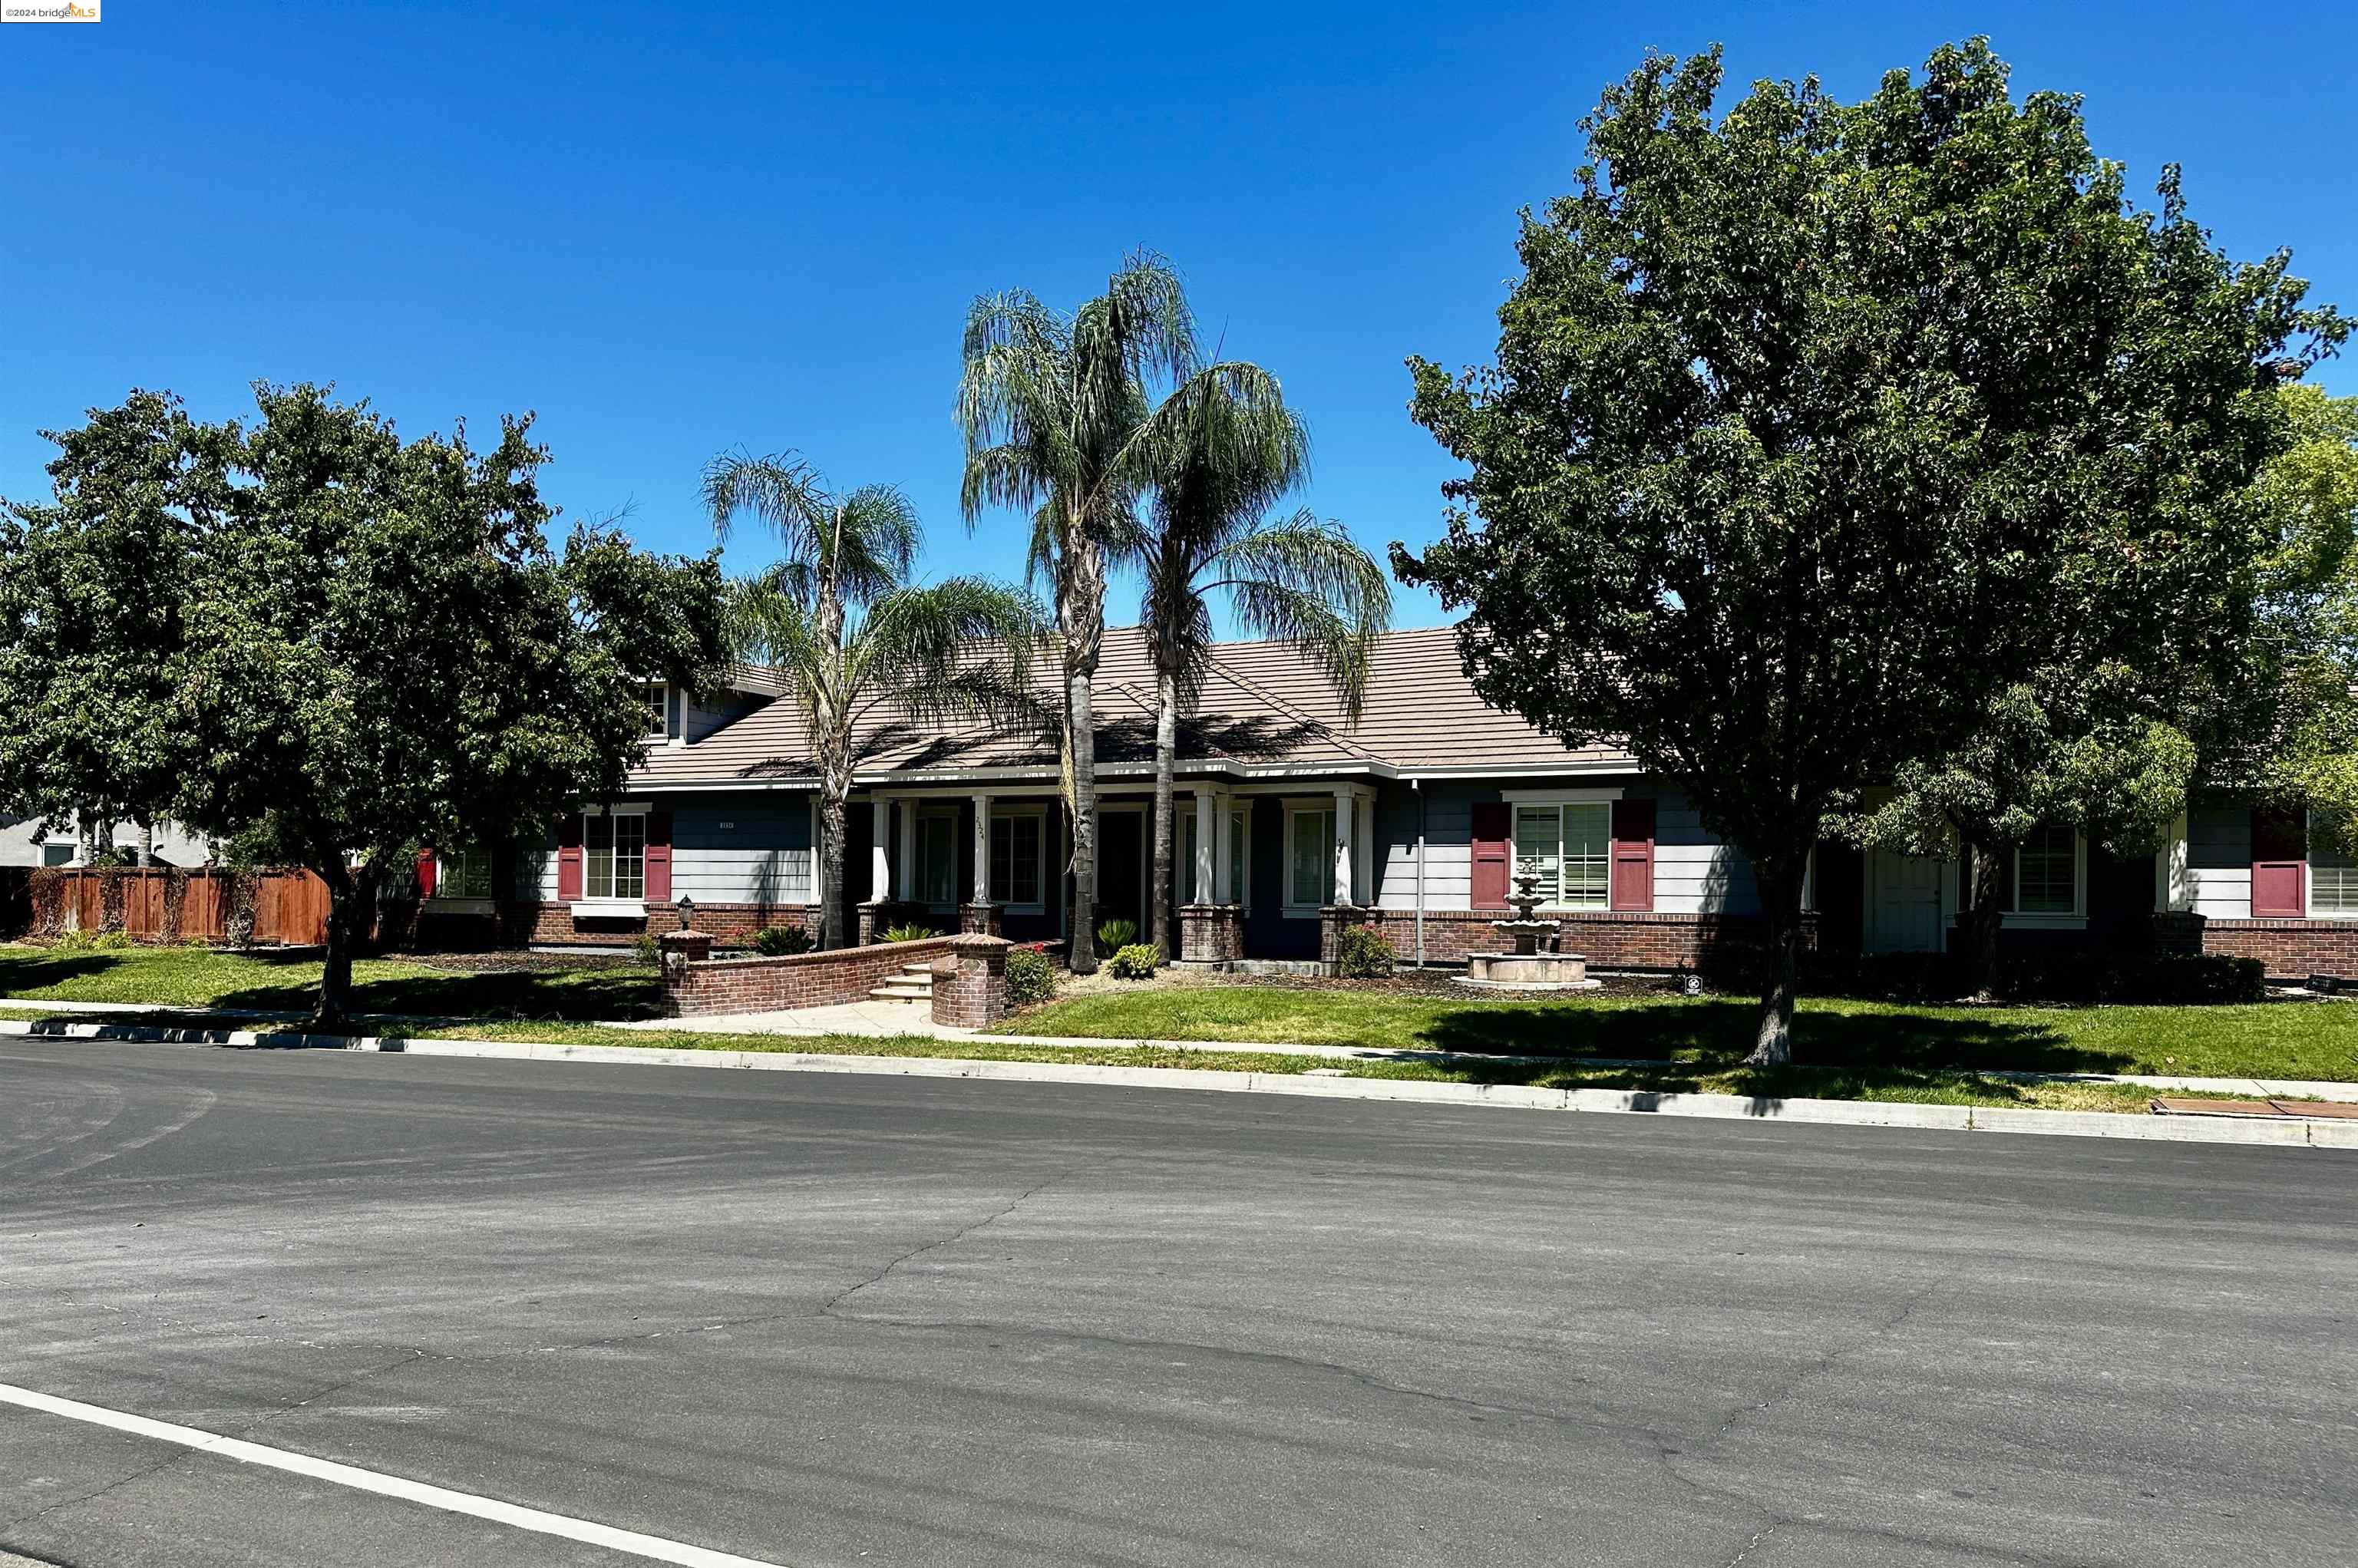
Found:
[1213,794,1237,903]
[972,793,992,905]
[897,797,916,900]
[1192,790,1214,903]
[1332,785,1358,906]
[2158,810,2191,913]
[869,797,891,903]
[1357,792,1376,907]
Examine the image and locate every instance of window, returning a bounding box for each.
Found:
[916,812,958,906]
[39,841,73,867]
[1286,806,1335,910]
[585,811,646,900]
[2014,824,2077,915]
[1179,810,1249,906]
[438,846,494,900]
[1513,803,1609,907]
[2312,815,2358,916]
[989,813,1045,909]
[646,682,670,740]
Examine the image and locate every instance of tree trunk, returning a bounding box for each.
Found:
[1745,857,1805,1066]
[1068,664,1099,972]
[1960,835,2005,1001]
[313,858,379,1030]
[820,790,848,951]
[137,818,155,867]
[1149,668,1177,962]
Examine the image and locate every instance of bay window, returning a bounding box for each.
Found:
[1512,802,1609,908]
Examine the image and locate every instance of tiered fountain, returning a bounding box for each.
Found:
[1456,872,1600,990]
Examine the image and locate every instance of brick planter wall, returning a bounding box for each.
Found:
[1178,903,1245,964]
[662,933,959,1016]
[2152,914,2358,981]
[507,900,819,949]
[1326,906,1809,972]
[930,935,1012,1028]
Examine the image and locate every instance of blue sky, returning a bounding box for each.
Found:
[5,1,2353,630]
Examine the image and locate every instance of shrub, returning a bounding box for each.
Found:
[55,929,132,952]
[1095,918,1139,956]
[1006,946,1057,1006]
[630,932,661,965]
[1334,925,1395,979]
[883,923,941,942]
[1108,942,1159,979]
[751,924,814,956]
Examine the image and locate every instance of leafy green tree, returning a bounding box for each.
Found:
[708,455,1047,949]
[1395,41,2337,1061]
[4,383,725,1025]
[1134,378,1390,959]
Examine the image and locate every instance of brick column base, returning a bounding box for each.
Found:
[1177,903,1244,964]
[959,903,1002,936]
[656,929,715,1014]
[931,934,1012,1028]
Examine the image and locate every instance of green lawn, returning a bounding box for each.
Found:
[0,943,659,1022]
[1002,984,2358,1083]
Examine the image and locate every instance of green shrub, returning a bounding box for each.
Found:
[55,929,132,952]
[630,932,661,965]
[1108,942,1159,979]
[1006,946,1057,1006]
[751,924,814,956]
[883,923,941,942]
[1095,918,1139,956]
[1334,925,1395,979]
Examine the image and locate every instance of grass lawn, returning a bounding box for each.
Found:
[0,943,659,1021]
[1002,983,2358,1083]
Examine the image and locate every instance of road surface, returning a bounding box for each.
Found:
[3,1038,2354,1566]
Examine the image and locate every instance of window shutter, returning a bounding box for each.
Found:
[556,815,584,901]
[645,810,673,903]
[1471,802,1511,909]
[414,849,438,900]
[2251,806,2306,917]
[1610,799,1655,912]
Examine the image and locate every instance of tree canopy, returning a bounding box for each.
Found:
[1395,39,2340,1058]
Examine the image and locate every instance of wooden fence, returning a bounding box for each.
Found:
[29,867,339,946]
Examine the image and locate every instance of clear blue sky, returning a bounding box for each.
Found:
[6,1,2353,629]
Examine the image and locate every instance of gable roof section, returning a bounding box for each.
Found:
[627,624,1633,790]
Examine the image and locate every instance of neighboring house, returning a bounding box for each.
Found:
[0,814,210,869]
[411,629,2358,981]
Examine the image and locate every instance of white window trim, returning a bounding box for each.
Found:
[988,806,1049,916]
[2305,807,2358,919]
[1499,786,1624,805]
[2003,829,2087,929]
[1282,801,1336,917]
[1513,800,1612,913]
[576,804,651,909]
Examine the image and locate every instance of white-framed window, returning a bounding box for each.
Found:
[646,682,671,741]
[585,810,646,900]
[39,841,74,867]
[1284,804,1335,912]
[1513,801,1610,908]
[1179,810,1250,906]
[989,810,1045,911]
[916,810,959,906]
[2013,824,2079,915]
[2310,813,2358,916]
[437,846,495,900]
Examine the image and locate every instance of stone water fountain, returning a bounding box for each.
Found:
[1456,871,1600,990]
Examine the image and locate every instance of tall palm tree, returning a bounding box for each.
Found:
[707,455,1043,948]
[1134,381,1392,959]
[958,253,1292,970]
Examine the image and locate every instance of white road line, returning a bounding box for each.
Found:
[0,1381,790,1568]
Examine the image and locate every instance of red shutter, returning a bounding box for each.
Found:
[414,849,438,900]
[645,809,673,902]
[556,815,584,901]
[1471,802,1511,909]
[2252,806,2305,917]
[1610,798,1655,912]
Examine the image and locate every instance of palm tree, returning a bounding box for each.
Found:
[707,455,1043,948]
[1134,381,1392,959]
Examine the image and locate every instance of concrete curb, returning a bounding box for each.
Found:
[7,1017,2356,1150]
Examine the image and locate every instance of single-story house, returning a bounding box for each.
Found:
[413,628,2358,981]
[0,814,210,869]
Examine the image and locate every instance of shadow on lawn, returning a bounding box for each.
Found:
[1416,998,2135,1076]
[212,966,662,1022]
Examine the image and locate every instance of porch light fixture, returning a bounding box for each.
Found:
[676,895,695,930]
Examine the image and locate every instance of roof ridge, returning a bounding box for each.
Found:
[1201,649,1383,765]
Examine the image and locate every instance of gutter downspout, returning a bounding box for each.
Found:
[1412,777,1425,969]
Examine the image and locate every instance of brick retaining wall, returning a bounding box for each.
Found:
[502,900,819,949]
[1326,906,1809,972]
[663,934,958,1015]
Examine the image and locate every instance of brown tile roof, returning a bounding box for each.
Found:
[637,624,1631,789]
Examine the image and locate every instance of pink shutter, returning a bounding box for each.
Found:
[2251,807,2305,917]
[645,810,673,902]
[1471,803,1511,909]
[414,849,438,900]
[1610,799,1655,912]
[556,816,583,901]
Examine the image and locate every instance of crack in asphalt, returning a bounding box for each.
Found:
[818,1164,1088,1318]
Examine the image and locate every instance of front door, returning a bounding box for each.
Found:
[1865,847,1946,953]
[1095,810,1147,944]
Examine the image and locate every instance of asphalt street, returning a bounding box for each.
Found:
[2,1038,2354,1567]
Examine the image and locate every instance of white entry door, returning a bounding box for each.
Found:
[1865,847,1947,953]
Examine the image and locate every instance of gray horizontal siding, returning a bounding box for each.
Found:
[672,798,812,903]
[1654,794,1756,916]
[2188,802,2251,919]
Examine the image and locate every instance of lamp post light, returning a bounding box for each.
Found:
[676,894,696,931]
